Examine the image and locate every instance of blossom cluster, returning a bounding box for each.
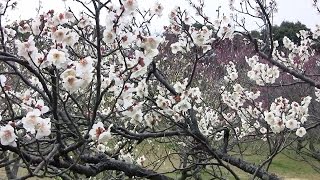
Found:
[219,60,311,139]
[274,30,315,71]
[0,88,51,146]
[263,96,311,137]
[246,55,280,85]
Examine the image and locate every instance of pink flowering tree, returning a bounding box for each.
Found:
[0,0,320,179]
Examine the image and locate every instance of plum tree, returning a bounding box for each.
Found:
[0,0,319,179]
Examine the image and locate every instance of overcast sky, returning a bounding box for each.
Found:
[6,0,319,30]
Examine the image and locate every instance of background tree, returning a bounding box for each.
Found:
[272,21,310,46]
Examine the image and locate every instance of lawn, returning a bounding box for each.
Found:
[1,143,319,179]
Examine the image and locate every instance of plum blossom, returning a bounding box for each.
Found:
[312,24,320,39]
[0,75,6,86]
[22,109,42,134]
[31,19,41,35]
[173,98,191,113]
[260,127,267,134]
[30,52,51,68]
[78,14,91,28]
[0,124,17,147]
[170,42,184,54]
[75,57,95,75]
[47,49,68,68]
[62,75,82,93]
[130,109,144,125]
[16,36,37,59]
[52,28,67,42]
[131,50,152,78]
[156,95,171,109]
[246,55,279,85]
[119,150,133,163]
[63,31,79,46]
[61,69,82,93]
[216,16,234,39]
[136,155,146,166]
[52,12,70,25]
[285,119,298,130]
[152,2,164,16]
[103,29,116,44]
[191,26,212,46]
[21,108,51,139]
[123,0,138,14]
[173,81,186,94]
[139,36,161,58]
[35,99,49,114]
[224,62,238,82]
[35,118,51,139]
[283,36,294,50]
[296,127,307,137]
[97,144,106,152]
[89,122,112,143]
[89,122,105,140]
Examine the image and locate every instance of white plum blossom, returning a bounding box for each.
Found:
[173,98,191,113]
[123,0,138,14]
[89,122,112,143]
[198,108,219,135]
[63,31,79,46]
[62,75,82,93]
[35,118,51,139]
[139,36,161,58]
[296,127,307,137]
[260,127,267,134]
[22,109,42,134]
[119,150,133,163]
[130,50,153,78]
[21,109,51,139]
[224,62,238,82]
[31,19,41,35]
[283,36,295,50]
[47,49,68,68]
[0,75,6,86]
[246,55,279,85]
[315,88,320,102]
[89,122,105,141]
[156,95,171,109]
[75,57,95,75]
[264,111,275,125]
[98,131,112,143]
[129,109,144,125]
[152,2,164,16]
[313,24,320,39]
[35,99,49,114]
[285,119,298,130]
[30,52,50,68]
[216,16,234,39]
[52,28,67,42]
[173,81,187,94]
[103,29,116,44]
[16,36,37,59]
[0,124,17,147]
[77,14,91,28]
[274,31,314,70]
[61,68,83,93]
[191,26,213,47]
[170,42,184,54]
[263,97,311,134]
[136,155,146,166]
[97,144,106,152]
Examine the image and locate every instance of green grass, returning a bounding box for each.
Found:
[1,142,319,179]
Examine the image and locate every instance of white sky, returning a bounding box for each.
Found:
[5,0,319,30]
